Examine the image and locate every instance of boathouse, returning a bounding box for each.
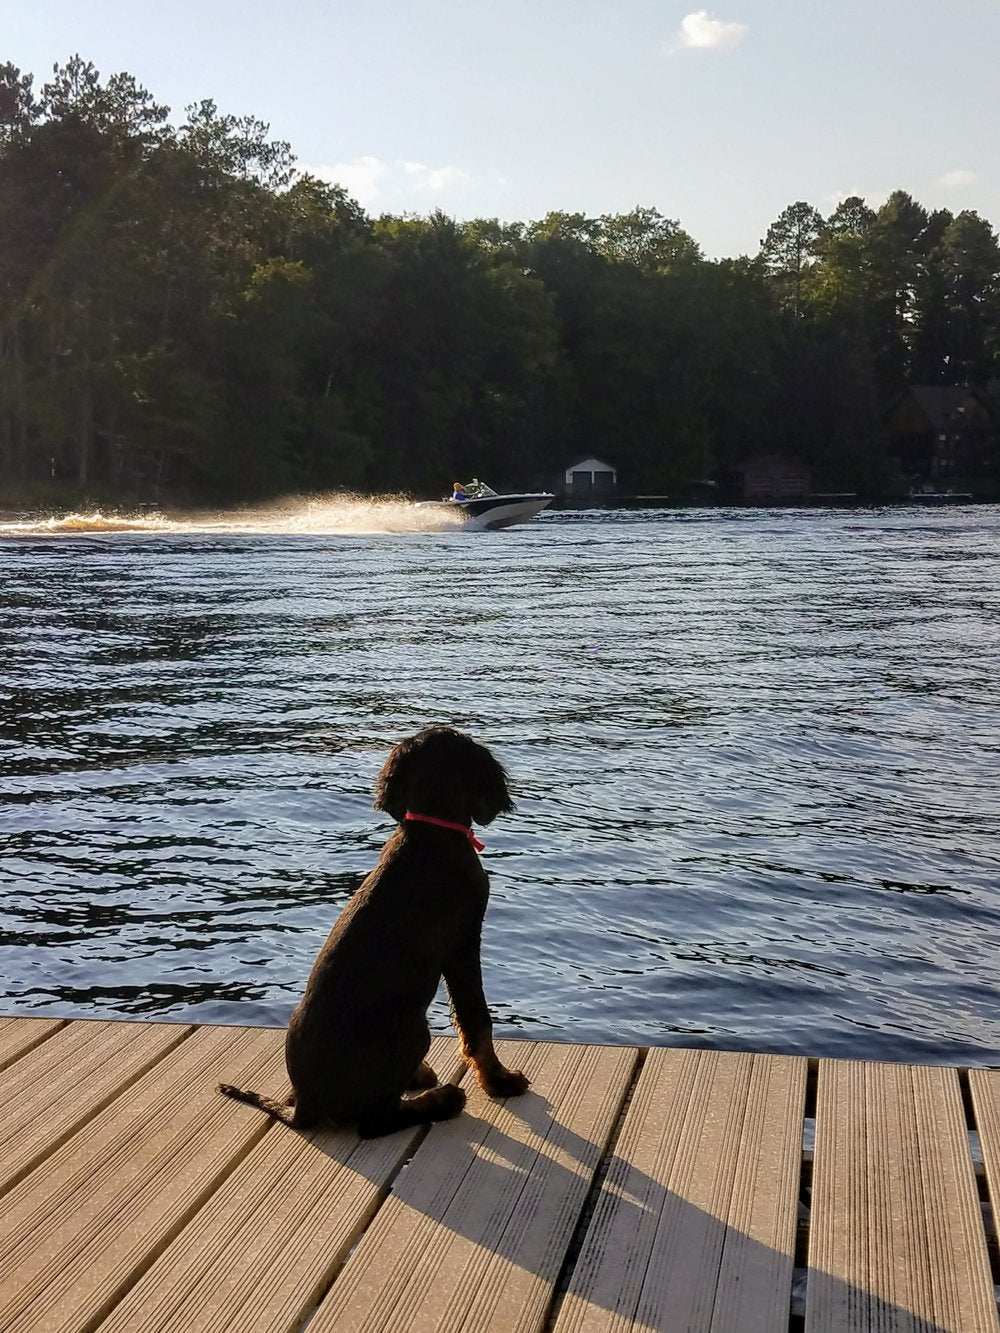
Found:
[737,453,812,503]
[563,456,618,501]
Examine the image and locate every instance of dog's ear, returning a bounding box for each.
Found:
[373,732,420,822]
[467,743,515,826]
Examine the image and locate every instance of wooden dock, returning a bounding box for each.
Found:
[0,1016,997,1332]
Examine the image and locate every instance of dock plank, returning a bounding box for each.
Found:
[0,1022,286,1333]
[306,1040,639,1333]
[968,1067,1000,1259]
[0,1015,63,1072]
[806,1059,998,1333]
[553,1047,807,1333]
[93,1035,463,1333]
[0,1019,192,1198]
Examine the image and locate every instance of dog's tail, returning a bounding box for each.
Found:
[218,1082,296,1124]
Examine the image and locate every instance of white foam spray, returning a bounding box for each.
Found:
[0,493,467,538]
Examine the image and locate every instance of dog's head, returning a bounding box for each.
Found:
[374,725,514,827]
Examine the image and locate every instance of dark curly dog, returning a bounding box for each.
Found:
[220,725,529,1137]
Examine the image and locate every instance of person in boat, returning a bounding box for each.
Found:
[452,482,471,502]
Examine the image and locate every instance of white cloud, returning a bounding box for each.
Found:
[306,155,386,207]
[302,156,473,207]
[676,10,748,50]
[938,168,977,188]
[403,161,472,191]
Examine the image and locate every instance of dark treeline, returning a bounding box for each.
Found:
[2,58,1000,506]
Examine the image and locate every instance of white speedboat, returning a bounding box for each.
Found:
[418,482,554,530]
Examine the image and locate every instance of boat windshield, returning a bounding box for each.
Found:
[465,478,498,497]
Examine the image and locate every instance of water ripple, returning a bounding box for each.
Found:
[1,506,999,1062]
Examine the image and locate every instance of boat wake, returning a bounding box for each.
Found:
[0,493,467,538]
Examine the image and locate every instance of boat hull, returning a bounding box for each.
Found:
[418,493,554,530]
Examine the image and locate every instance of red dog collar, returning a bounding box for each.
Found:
[404,811,485,852]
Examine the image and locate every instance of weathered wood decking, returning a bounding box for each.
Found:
[0,1016,997,1332]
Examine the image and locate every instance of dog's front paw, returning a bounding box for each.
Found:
[480,1066,531,1099]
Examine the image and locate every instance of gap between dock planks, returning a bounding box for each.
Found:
[0,1017,997,1333]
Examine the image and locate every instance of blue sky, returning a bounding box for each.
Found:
[8,0,1000,258]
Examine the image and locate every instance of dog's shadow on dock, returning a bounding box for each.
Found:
[301,1079,958,1332]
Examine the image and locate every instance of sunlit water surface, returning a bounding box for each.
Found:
[2,501,999,1064]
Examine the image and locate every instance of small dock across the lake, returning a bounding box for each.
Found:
[0,1016,997,1332]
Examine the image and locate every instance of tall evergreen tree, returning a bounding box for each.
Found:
[759,201,825,317]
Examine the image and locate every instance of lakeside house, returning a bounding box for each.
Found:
[888,384,994,481]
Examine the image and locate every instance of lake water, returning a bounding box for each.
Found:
[1,502,999,1065]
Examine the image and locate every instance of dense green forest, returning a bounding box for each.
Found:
[2,58,1000,507]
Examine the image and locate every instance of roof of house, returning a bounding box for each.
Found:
[904,385,989,429]
[565,456,616,473]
